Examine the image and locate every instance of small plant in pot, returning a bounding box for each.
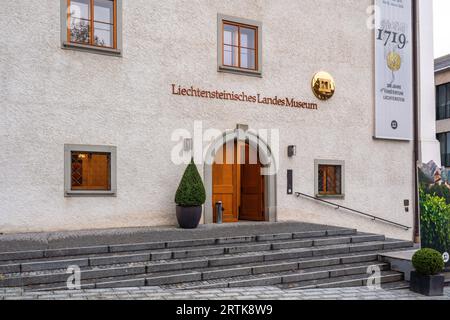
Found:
[175,159,206,229]
[410,248,445,296]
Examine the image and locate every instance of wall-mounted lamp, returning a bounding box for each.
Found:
[236,124,249,132]
[288,145,297,158]
[183,138,193,152]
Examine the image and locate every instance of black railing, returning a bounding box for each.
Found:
[294,192,411,231]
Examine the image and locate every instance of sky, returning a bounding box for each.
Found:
[434,0,450,58]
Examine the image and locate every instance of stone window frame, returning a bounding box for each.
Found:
[64,144,117,197]
[217,14,263,77]
[60,0,123,56]
[314,159,345,199]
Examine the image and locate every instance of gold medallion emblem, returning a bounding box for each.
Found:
[387,52,402,71]
[312,72,335,101]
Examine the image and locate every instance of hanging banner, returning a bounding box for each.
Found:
[374,0,413,141]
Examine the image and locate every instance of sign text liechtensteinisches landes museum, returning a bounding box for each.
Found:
[171,84,318,110]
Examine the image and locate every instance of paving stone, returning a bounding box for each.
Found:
[172,247,225,259]
[226,243,271,254]
[166,239,216,248]
[146,272,201,286]
[292,231,327,239]
[0,250,44,261]
[256,233,293,242]
[252,262,298,274]
[21,258,89,272]
[109,242,165,253]
[282,270,330,283]
[202,267,252,280]
[313,237,351,246]
[89,253,150,266]
[271,240,313,250]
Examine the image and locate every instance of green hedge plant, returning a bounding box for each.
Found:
[419,188,450,254]
[175,159,206,207]
[412,248,445,276]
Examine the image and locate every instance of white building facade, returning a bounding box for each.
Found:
[0,0,437,240]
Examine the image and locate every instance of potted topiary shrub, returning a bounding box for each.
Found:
[410,248,445,296]
[174,159,206,229]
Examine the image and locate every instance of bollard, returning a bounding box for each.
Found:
[215,201,224,224]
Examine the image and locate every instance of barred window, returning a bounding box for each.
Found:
[71,152,111,191]
[65,145,117,197]
[318,165,342,196]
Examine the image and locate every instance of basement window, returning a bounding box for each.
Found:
[64,145,117,196]
[314,160,345,198]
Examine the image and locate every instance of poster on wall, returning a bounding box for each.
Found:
[374,0,413,141]
[418,161,450,269]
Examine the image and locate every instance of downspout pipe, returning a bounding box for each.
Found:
[412,0,421,244]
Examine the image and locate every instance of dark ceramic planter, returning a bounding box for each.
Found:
[176,205,202,229]
[410,271,445,296]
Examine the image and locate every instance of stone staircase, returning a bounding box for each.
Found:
[0,227,414,291]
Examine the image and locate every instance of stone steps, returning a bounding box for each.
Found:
[0,229,365,264]
[29,259,392,291]
[0,227,414,290]
[7,251,384,290]
[0,230,393,274]
[0,239,413,287]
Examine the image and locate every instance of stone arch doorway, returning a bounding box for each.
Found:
[204,130,277,224]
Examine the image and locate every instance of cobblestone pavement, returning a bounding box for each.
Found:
[1,286,450,300]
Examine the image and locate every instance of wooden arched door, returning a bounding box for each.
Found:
[212,141,265,223]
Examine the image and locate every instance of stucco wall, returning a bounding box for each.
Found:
[0,0,414,240]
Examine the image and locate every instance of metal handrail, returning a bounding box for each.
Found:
[294,192,411,231]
